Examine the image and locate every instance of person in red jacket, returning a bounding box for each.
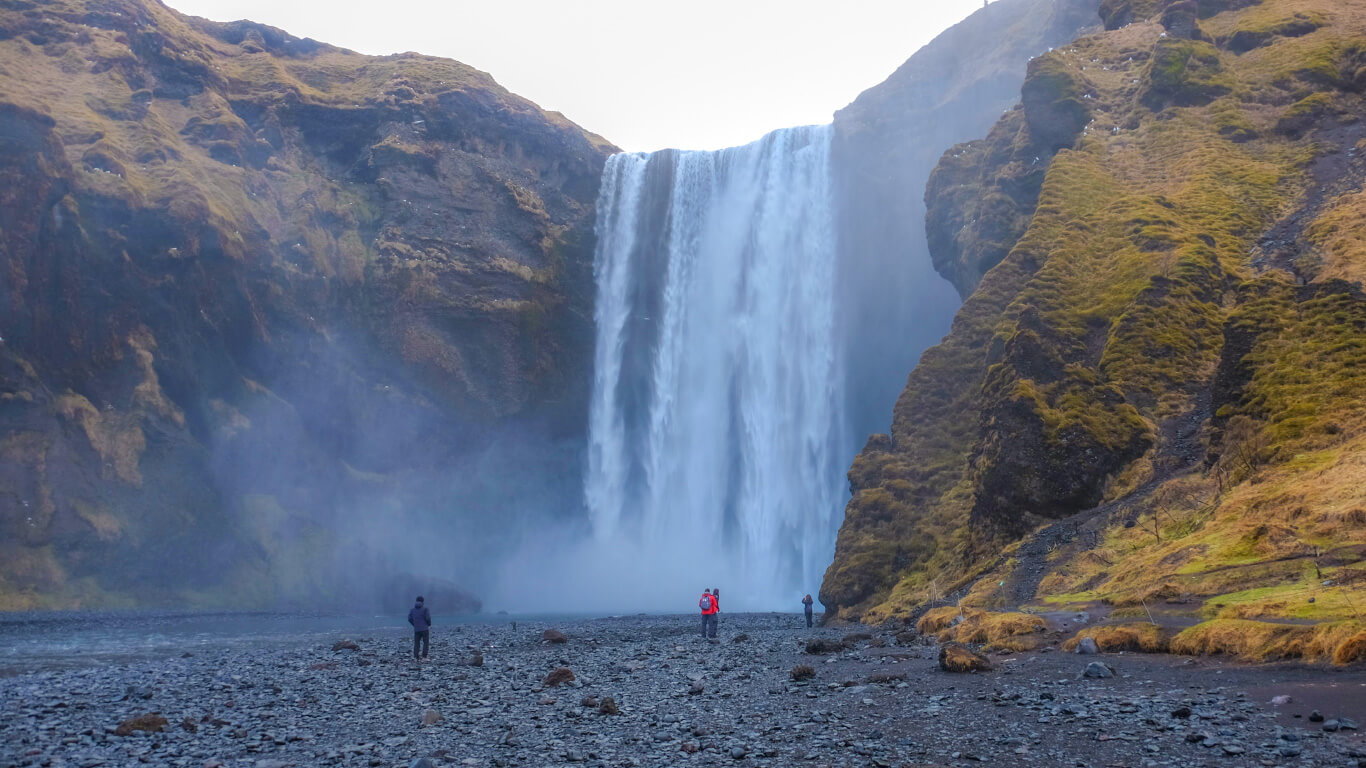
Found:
[699,588,718,639]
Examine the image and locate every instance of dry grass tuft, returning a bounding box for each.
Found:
[1061,623,1171,653]
[1171,619,1366,664]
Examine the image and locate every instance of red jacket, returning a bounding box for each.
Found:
[700,594,718,615]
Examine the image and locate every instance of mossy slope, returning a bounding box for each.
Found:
[824,0,1366,628]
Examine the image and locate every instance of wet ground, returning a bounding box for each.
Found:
[3,612,1366,768]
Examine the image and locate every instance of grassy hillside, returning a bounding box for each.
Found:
[823,0,1366,645]
[0,0,613,610]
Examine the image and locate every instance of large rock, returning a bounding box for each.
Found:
[938,644,992,673]
[1084,661,1116,678]
[114,713,168,736]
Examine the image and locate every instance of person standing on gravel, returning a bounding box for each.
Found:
[802,594,815,628]
[408,596,431,661]
[699,589,718,639]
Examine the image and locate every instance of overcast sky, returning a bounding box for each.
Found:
[164,0,992,152]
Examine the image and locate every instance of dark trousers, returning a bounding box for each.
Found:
[701,613,718,638]
[805,608,813,628]
[413,630,429,659]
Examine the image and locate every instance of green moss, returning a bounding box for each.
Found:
[826,0,1366,622]
[1224,11,1327,54]
[1143,38,1234,109]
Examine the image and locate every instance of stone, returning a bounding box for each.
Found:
[1309,710,1325,722]
[409,760,435,768]
[331,639,359,652]
[598,697,620,715]
[421,709,442,726]
[804,638,843,655]
[1083,662,1114,679]
[689,681,705,695]
[1076,637,1100,655]
[1270,695,1292,705]
[939,644,992,673]
[729,746,747,759]
[114,713,168,736]
[544,667,575,687]
[543,630,568,644]
[1170,706,1192,718]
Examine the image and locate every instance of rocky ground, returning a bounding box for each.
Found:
[3,613,1366,768]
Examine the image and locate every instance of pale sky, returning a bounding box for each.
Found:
[164,0,992,152]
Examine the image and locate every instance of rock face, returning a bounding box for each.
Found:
[830,0,1102,440]
[824,0,1366,623]
[0,0,614,609]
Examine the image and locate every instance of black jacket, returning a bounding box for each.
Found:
[408,603,431,632]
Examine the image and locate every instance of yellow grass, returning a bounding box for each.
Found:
[1061,623,1171,653]
[1171,619,1366,664]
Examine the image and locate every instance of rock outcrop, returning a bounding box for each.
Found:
[0,0,614,609]
[825,0,1366,624]
[830,0,1102,437]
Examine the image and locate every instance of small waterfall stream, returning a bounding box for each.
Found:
[584,126,848,609]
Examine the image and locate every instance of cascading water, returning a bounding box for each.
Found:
[584,125,849,610]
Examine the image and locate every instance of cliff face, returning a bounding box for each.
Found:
[0,0,614,609]
[824,0,1366,624]
[831,0,1102,438]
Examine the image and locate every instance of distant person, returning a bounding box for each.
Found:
[699,588,718,639]
[712,588,720,614]
[408,595,431,661]
[802,594,815,628]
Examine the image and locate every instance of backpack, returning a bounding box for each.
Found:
[699,595,711,610]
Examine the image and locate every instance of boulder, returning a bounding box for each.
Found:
[804,638,843,655]
[544,667,575,687]
[114,713,168,736]
[331,639,359,652]
[1083,661,1115,678]
[543,629,568,644]
[938,643,992,673]
[1076,637,1100,655]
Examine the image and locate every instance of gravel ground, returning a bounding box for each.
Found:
[3,613,1366,768]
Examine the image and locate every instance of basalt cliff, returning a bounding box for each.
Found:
[0,0,613,609]
[825,0,1366,648]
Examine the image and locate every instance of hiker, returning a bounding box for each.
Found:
[802,594,815,627]
[699,588,718,639]
[408,595,431,660]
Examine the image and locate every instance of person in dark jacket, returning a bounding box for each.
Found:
[802,594,815,628]
[408,596,431,660]
[711,588,721,636]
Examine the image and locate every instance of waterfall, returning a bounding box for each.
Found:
[585,125,848,610]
